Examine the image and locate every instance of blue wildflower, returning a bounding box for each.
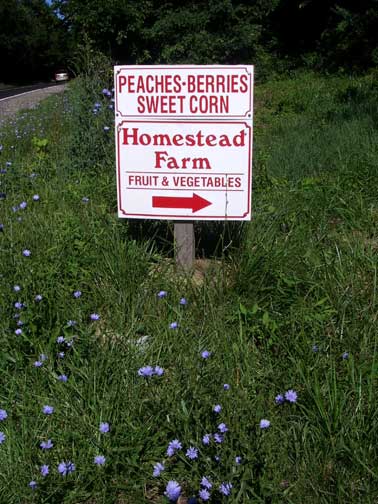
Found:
[153,462,165,477]
[40,464,49,477]
[199,489,210,501]
[166,439,182,457]
[40,439,53,449]
[186,446,198,460]
[201,477,212,489]
[164,480,181,502]
[275,394,284,405]
[94,455,106,465]
[218,423,228,433]
[42,405,54,415]
[58,461,75,475]
[260,419,270,429]
[154,366,164,376]
[99,422,110,433]
[285,390,298,403]
[138,366,154,377]
[219,482,233,496]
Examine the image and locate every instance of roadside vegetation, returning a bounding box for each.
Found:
[2,1,378,84]
[1,65,378,503]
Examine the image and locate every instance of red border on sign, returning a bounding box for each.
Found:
[116,120,253,220]
[115,66,253,119]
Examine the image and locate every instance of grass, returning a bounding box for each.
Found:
[0,68,378,503]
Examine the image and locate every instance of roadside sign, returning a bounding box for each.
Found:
[115,65,253,119]
[114,65,253,221]
[116,120,252,220]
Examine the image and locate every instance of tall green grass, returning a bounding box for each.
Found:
[0,69,377,503]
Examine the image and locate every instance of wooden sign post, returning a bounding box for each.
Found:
[174,222,195,270]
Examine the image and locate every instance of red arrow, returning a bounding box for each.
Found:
[152,193,212,213]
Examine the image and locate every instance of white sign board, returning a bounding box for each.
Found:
[115,65,253,221]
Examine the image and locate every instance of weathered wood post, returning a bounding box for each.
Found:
[174,222,195,270]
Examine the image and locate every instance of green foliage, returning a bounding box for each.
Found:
[254,72,378,179]
[0,0,69,83]
[52,0,150,62]
[319,2,378,71]
[143,0,273,66]
[2,0,378,85]
[62,49,115,174]
[1,71,378,502]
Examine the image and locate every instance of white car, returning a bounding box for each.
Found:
[54,69,69,82]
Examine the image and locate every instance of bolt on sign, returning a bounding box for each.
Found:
[114,65,254,220]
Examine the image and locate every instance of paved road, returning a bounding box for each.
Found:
[0,82,62,101]
[0,82,68,120]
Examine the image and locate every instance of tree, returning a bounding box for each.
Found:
[52,0,151,63]
[0,0,69,83]
[51,0,280,68]
[320,1,378,70]
[270,0,378,70]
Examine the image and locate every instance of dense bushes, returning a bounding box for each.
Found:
[3,0,378,84]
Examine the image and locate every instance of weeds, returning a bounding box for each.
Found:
[0,69,378,503]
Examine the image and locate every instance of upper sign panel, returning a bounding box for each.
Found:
[114,65,253,119]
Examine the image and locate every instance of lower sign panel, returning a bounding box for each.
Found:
[116,120,252,220]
